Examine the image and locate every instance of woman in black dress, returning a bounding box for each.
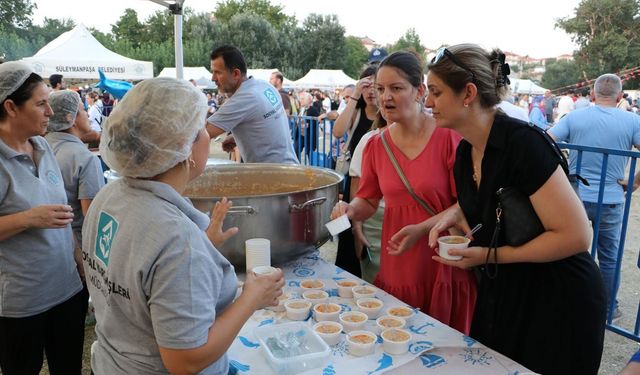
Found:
[423,44,606,374]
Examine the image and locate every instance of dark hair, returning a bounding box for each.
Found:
[427,44,505,108]
[210,45,247,76]
[356,64,378,109]
[49,74,63,88]
[0,73,44,121]
[273,72,284,83]
[378,51,424,88]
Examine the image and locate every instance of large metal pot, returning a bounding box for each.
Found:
[183,163,343,269]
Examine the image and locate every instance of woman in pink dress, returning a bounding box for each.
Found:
[332,51,476,333]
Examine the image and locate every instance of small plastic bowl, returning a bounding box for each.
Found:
[352,285,377,300]
[336,279,360,298]
[313,321,343,346]
[300,279,325,291]
[356,297,384,319]
[374,315,406,335]
[381,328,412,355]
[313,302,341,322]
[252,265,278,276]
[267,291,292,312]
[339,311,368,333]
[386,306,416,323]
[302,290,329,305]
[437,235,469,261]
[325,214,351,236]
[346,330,377,357]
[284,299,312,321]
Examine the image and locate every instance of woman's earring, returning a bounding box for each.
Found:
[463,102,469,108]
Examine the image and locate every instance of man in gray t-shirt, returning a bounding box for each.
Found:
[206,45,298,164]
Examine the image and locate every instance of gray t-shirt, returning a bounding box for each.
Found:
[208,77,299,164]
[82,178,237,375]
[0,136,82,317]
[45,132,105,241]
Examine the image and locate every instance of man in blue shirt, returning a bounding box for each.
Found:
[550,74,640,319]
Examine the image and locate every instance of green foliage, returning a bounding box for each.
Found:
[390,28,426,56]
[216,12,279,68]
[32,17,75,44]
[111,9,144,48]
[541,59,582,90]
[0,31,39,60]
[343,36,369,78]
[300,14,347,72]
[554,0,640,88]
[0,0,35,34]
[214,0,294,28]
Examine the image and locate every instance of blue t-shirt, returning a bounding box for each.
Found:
[550,105,640,204]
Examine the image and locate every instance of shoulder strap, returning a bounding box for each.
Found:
[381,130,437,216]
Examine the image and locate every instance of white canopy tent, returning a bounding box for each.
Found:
[511,79,548,95]
[247,69,294,86]
[21,24,153,80]
[157,67,216,88]
[292,69,356,90]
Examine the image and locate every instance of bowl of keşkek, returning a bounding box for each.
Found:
[284,299,312,321]
[346,330,377,357]
[352,285,377,300]
[336,279,359,298]
[386,306,416,323]
[313,302,341,322]
[374,315,406,335]
[356,298,384,319]
[313,321,343,346]
[302,290,329,306]
[300,279,325,291]
[381,328,412,355]
[339,311,368,333]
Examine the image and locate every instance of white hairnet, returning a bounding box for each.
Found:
[99,77,208,178]
[0,62,35,103]
[48,90,81,132]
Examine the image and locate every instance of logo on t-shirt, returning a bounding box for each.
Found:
[45,170,60,185]
[96,211,119,267]
[263,88,279,107]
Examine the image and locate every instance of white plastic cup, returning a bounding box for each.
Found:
[252,266,277,276]
[246,238,271,271]
[325,214,351,236]
[436,235,469,261]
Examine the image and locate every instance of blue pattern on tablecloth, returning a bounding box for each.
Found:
[227,251,534,375]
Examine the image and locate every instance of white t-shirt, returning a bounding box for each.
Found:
[349,129,385,208]
[557,95,575,119]
[88,101,103,132]
[497,101,529,122]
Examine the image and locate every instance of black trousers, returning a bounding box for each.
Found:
[0,288,88,375]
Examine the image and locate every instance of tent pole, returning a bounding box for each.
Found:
[170,3,184,80]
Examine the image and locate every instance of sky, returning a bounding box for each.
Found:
[32,0,582,58]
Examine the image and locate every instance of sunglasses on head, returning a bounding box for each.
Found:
[431,47,476,84]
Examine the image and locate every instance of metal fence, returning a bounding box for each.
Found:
[288,115,342,168]
[561,143,640,343]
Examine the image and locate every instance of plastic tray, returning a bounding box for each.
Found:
[254,321,330,375]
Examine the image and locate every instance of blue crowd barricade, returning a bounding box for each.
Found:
[560,142,640,343]
[289,115,337,169]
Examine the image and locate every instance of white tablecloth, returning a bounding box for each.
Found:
[227,252,535,374]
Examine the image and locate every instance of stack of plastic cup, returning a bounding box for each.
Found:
[245,238,271,272]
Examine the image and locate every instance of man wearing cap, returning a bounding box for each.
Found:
[368,48,389,65]
[206,45,298,164]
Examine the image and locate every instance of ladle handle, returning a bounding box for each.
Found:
[289,197,327,212]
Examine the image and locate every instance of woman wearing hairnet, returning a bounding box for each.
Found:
[0,62,85,374]
[82,77,285,374]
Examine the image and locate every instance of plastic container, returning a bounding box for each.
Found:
[386,306,416,324]
[381,328,412,355]
[352,285,377,300]
[336,279,359,298]
[346,330,377,357]
[254,321,330,375]
[356,297,384,319]
[313,321,343,346]
[437,235,469,261]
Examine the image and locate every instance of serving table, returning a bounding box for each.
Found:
[228,252,534,374]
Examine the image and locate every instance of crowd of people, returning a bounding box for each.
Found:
[1,41,640,375]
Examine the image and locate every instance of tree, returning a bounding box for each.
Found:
[216,12,279,68]
[555,0,640,88]
[390,28,426,57]
[32,17,75,44]
[300,14,347,72]
[143,9,174,45]
[214,0,294,29]
[541,59,582,90]
[0,0,35,34]
[111,9,144,48]
[343,36,368,78]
